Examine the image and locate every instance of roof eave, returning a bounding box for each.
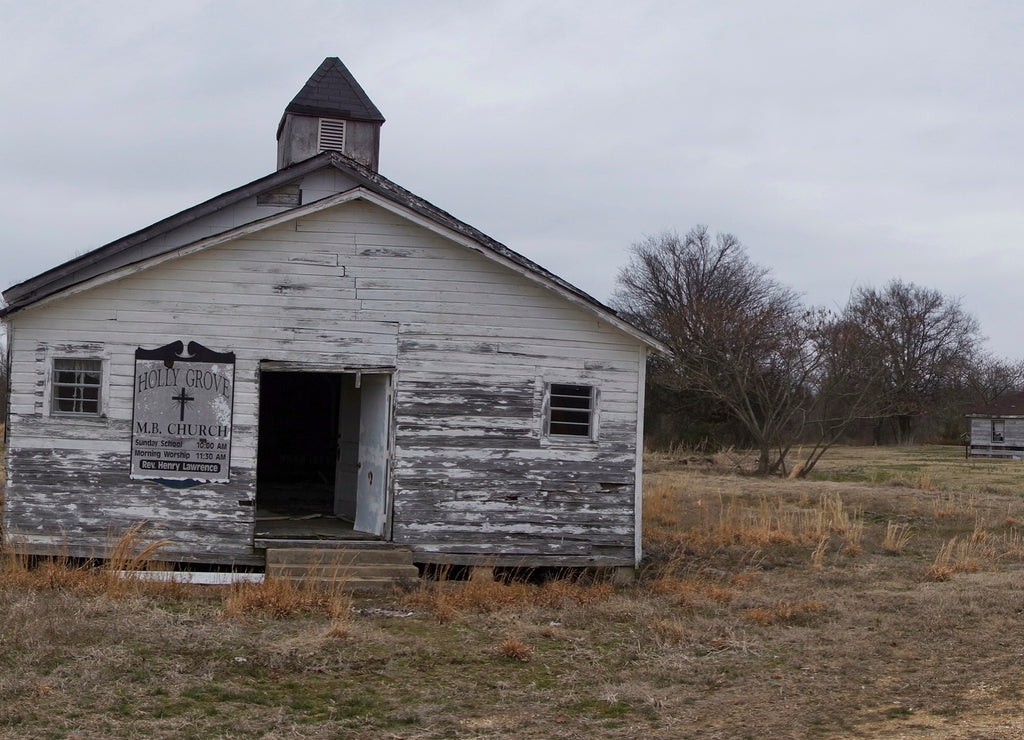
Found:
[0,153,337,317]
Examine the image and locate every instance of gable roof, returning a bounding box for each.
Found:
[967,391,1024,418]
[0,151,666,352]
[278,57,384,136]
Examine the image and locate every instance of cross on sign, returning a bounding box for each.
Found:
[172,387,194,421]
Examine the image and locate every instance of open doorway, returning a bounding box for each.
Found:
[256,370,391,540]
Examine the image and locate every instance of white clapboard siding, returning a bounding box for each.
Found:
[6,196,644,567]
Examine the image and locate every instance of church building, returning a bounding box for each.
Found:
[1,58,663,578]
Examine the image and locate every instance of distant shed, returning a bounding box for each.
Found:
[966,391,1024,459]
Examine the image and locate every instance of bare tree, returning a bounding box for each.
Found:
[795,313,893,473]
[965,354,1024,406]
[615,226,821,475]
[841,280,981,444]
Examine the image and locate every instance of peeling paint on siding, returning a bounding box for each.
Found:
[4,200,643,567]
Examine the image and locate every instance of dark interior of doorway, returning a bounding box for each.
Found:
[257,372,340,517]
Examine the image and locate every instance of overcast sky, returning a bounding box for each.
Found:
[2,1,1023,357]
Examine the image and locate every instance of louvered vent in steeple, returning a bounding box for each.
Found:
[318,119,346,153]
[277,57,384,171]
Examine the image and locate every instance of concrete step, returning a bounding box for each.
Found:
[268,563,420,580]
[284,576,417,591]
[266,547,416,566]
[264,546,420,590]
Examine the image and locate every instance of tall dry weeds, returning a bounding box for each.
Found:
[932,491,978,521]
[0,547,106,593]
[647,573,737,607]
[222,577,351,620]
[102,522,175,596]
[644,480,865,560]
[882,522,914,555]
[926,527,995,580]
[0,522,189,598]
[740,599,828,626]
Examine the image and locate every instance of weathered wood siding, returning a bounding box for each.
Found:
[4,192,643,566]
[968,417,1024,459]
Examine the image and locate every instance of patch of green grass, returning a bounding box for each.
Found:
[180,684,256,704]
[571,697,637,719]
[335,696,378,717]
[806,467,871,483]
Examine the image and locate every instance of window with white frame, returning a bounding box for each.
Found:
[51,358,103,416]
[992,419,1005,443]
[547,383,596,438]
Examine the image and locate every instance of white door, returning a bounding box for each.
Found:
[353,374,391,536]
[333,376,360,521]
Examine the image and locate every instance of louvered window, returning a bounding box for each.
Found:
[318,119,346,153]
[52,358,102,416]
[547,383,596,438]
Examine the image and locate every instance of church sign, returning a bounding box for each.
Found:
[131,341,235,484]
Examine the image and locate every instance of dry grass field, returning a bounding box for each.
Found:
[4,443,1024,738]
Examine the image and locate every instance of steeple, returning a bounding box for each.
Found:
[276,57,385,171]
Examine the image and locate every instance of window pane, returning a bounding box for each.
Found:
[551,409,590,425]
[551,394,591,410]
[551,383,591,399]
[548,383,594,437]
[52,358,102,416]
[550,422,589,436]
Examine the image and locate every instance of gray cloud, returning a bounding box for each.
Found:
[2,0,1023,356]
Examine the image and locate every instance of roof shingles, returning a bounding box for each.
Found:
[283,57,384,123]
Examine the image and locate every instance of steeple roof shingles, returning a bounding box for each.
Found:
[282,57,384,124]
